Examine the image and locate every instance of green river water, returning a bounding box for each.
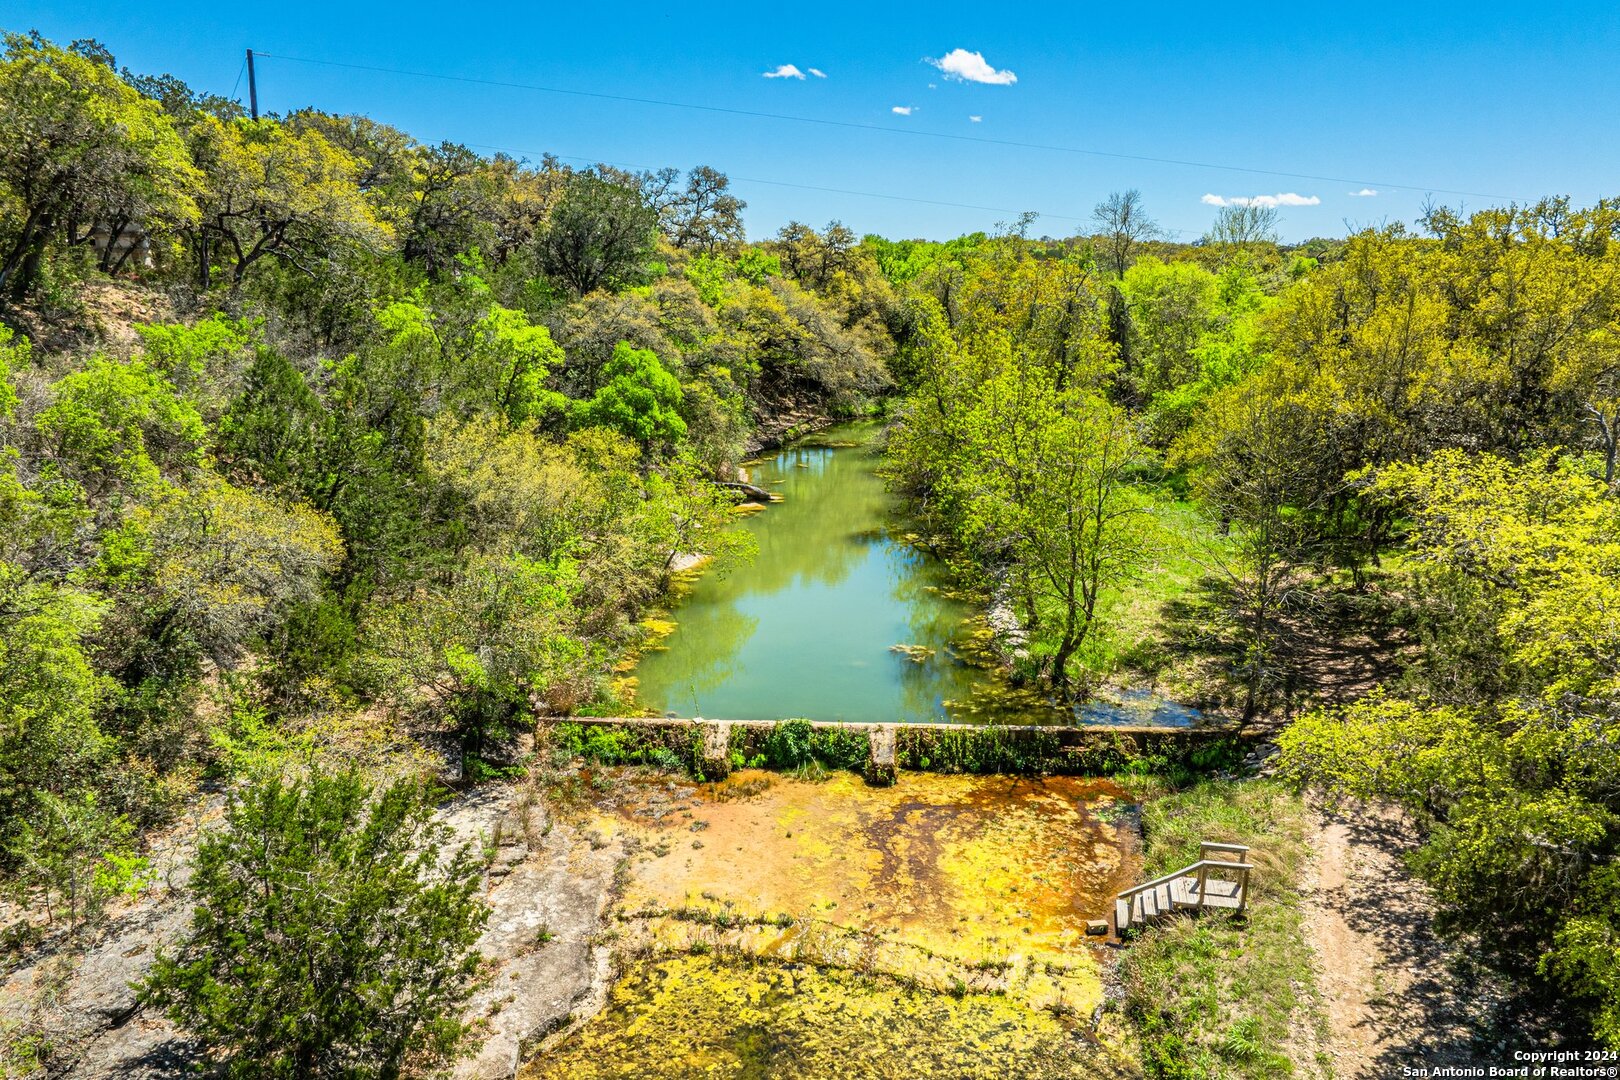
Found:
[632,421,1203,726]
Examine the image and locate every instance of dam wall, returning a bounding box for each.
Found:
[539,715,1254,785]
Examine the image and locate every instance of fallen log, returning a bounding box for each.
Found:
[718,480,773,503]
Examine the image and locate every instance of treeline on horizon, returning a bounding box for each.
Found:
[2,28,1619,1059]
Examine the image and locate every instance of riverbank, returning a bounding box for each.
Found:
[631,421,1230,729]
[635,421,1021,725]
[1114,780,1330,1078]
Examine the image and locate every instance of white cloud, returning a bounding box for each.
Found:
[892,105,915,116]
[1202,192,1321,208]
[763,64,806,79]
[969,114,983,122]
[1261,193,1321,207]
[808,68,827,78]
[1349,187,1378,197]
[928,48,1018,86]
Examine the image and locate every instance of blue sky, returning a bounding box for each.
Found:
[12,1,1620,242]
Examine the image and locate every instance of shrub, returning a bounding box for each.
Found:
[764,719,814,769]
[141,768,488,1077]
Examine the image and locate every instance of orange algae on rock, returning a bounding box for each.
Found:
[527,768,1142,1076]
[611,770,1135,966]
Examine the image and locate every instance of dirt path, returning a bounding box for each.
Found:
[1300,796,1525,1077]
[1301,809,1387,1075]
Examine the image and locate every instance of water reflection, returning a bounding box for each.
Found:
[633,423,1201,727]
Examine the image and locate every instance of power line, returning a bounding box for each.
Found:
[228,54,246,103]
[490,144,1199,237]
[469,143,1119,229]
[253,49,1523,202]
[224,49,1195,235]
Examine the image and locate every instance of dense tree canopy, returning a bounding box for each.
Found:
[0,33,197,295]
[537,173,658,295]
[0,42,894,1002]
[4,26,1620,1055]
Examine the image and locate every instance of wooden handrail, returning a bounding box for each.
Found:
[1116,859,1254,900]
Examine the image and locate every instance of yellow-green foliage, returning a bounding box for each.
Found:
[885,240,1150,697]
[0,32,198,294]
[1278,449,1620,1046]
[186,113,386,286]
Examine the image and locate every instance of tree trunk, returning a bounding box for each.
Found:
[0,206,52,298]
[109,239,139,276]
[1106,286,1137,405]
[1604,421,1617,493]
[195,229,212,291]
[16,240,49,296]
[1050,634,1078,701]
[96,218,130,273]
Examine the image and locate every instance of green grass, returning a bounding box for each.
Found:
[1084,498,1231,693]
[1115,780,1330,1080]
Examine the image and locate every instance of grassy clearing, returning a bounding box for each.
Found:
[1115,780,1330,1080]
[1086,498,1231,696]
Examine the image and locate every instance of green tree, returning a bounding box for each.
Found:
[369,293,568,427]
[215,346,327,488]
[1092,189,1161,402]
[0,565,114,855]
[1550,312,1620,491]
[1120,255,1215,405]
[142,768,488,1077]
[1204,203,1280,248]
[36,356,207,500]
[959,369,1148,696]
[7,788,137,932]
[398,141,498,277]
[135,478,345,666]
[186,115,385,289]
[574,342,687,455]
[1278,450,1620,1046]
[1176,378,1330,714]
[361,553,591,766]
[663,165,746,253]
[536,173,656,295]
[0,33,197,296]
[642,456,758,583]
[720,278,889,407]
[134,314,258,415]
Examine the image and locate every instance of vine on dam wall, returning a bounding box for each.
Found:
[544,716,1251,783]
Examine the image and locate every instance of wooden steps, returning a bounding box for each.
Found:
[1111,842,1254,935]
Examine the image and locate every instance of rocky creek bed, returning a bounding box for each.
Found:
[3,764,1146,1078]
[521,768,1144,1078]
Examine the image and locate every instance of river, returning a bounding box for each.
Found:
[631,421,1202,726]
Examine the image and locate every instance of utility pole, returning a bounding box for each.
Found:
[246,48,258,119]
